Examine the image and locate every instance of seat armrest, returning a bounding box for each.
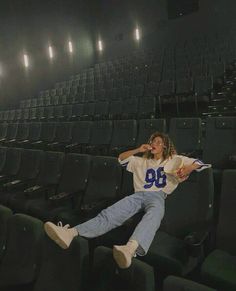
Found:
[31,140,42,145]
[81,198,117,216]
[48,191,77,208]
[48,142,58,146]
[66,143,78,149]
[184,227,212,258]
[24,185,42,193]
[49,192,70,200]
[184,230,209,247]
[3,179,23,190]
[23,185,46,198]
[20,139,29,144]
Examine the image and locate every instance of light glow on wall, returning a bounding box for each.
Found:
[49,46,53,59]
[135,28,140,41]
[68,41,73,53]
[98,40,103,51]
[24,54,29,68]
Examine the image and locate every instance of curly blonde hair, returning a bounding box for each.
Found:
[143,132,177,161]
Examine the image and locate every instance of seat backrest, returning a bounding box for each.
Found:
[57,153,91,195]
[122,98,139,117]
[41,122,56,142]
[109,100,123,118]
[169,118,202,155]
[2,147,22,176]
[0,123,8,139]
[203,117,236,169]
[0,146,7,173]
[137,119,166,146]
[16,123,29,140]
[0,111,4,122]
[0,214,43,286]
[6,123,18,140]
[29,107,37,120]
[194,76,213,95]
[28,122,42,141]
[120,169,134,198]
[38,107,45,120]
[64,104,72,119]
[71,121,92,144]
[91,246,155,291]
[215,170,236,255]
[45,106,54,119]
[54,105,63,118]
[110,120,137,148]
[33,237,89,291]
[159,80,175,96]
[8,110,15,122]
[23,108,30,120]
[82,156,121,207]
[37,151,64,186]
[160,168,214,238]
[89,120,113,146]
[163,276,216,291]
[138,97,156,119]
[72,103,84,118]
[0,205,13,261]
[83,102,95,118]
[55,122,72,143]
[18,149,43,180]
[94,101,109,117]
[145,81,159,97]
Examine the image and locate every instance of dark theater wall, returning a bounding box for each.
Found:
[95,0,236,61]
[0,0,235,108]
[0,0,97,108]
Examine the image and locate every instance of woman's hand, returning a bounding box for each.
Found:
[139,144,152,153]
[176,163,200,181]
[118,144,152,161]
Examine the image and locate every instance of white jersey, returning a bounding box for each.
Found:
[119,155,211,196]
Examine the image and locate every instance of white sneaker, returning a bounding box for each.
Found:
[44,221,78,249]
[113,240,138,269]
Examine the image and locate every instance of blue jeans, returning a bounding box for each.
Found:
[75,191,165,256]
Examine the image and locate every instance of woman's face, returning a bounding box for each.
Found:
[149,136,165,156]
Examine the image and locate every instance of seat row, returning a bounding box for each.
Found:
[2,97,158,123]
[0,162,235,290]
[0,116,235,168]
[0,119,165,156]
[0,207,218,291]
[49,53,228,88]
[34,47,231,103]
[0,149,122,223]
[18,76,214,110]
[1,95,210,125]
[0,206,90,291]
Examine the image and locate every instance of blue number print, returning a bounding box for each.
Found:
[144,167,167,189]
[144,168,156,189]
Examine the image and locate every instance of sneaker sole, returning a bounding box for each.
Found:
[44,222,69,249]
[113,246,130,269]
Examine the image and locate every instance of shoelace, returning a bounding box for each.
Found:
[57,221,70,229]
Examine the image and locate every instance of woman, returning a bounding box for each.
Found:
[44,132,211,269]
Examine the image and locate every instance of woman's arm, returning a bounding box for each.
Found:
[118,144,152,161]
[176,163,201,179]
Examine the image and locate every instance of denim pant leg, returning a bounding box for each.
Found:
[75,192,144,238]
[130,191,165,256]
